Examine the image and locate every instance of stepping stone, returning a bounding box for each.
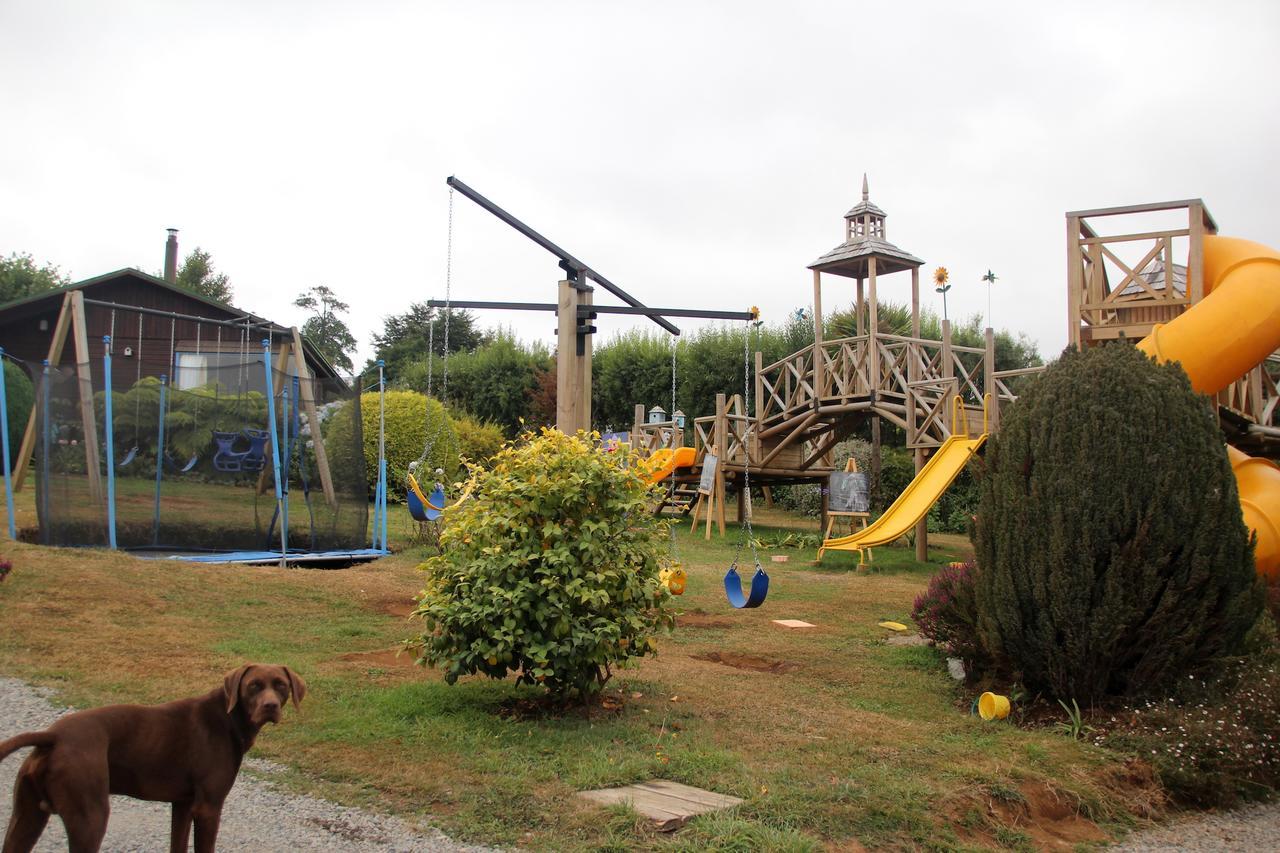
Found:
[772,619,815,628]
[577,779,744,832]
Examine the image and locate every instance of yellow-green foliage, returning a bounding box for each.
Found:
[327,390,459,500]
[410,429,674,699]
[450,410,505,467]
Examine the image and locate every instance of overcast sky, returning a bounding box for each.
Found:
[3,1,1278,372]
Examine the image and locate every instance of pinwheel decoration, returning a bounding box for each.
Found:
[981,269,998,327]
[934,266,952,321]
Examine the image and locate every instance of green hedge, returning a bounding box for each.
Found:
[327,390,459,501]
[2,360,33,473]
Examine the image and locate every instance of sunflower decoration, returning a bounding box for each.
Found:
[934,266,952,321]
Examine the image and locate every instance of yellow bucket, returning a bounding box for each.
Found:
[978,692,1011,721]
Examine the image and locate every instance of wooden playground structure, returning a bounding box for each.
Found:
[633,191,1280,555]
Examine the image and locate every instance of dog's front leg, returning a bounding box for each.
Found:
[169,802,193,853]
[191,803,222,853]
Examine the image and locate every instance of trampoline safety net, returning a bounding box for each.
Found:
[33,352,369,555]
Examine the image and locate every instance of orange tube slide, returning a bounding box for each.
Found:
[1136,235,1280,580]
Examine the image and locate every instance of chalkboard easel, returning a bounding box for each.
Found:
[823,458,871,548]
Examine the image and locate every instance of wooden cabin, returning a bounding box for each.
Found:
[0,268,344,393]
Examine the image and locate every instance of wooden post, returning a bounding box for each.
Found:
[713,393,727,537]
[70,292,103,505]
[14,293,75,492]
[556,279,583,434]
[1066,214,1083,347]
[910,266,920,339]
[856,277,865,336]
[941,317,955,442]
[290,327,337,508]
[1188,202,1206,307]
[855,275,865,394]
[867,257,879,391]
[580,286,593,430]
[820,480,830,544]
[633,403,645,454]
[812,269,824,401]
[870,416,881,508]
[914,449,927,562]
[753,350,763,464]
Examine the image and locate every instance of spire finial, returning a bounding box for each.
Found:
[862,173,869,201]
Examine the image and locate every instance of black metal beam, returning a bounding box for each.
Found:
[427,299,557,313]
[578,305,756,321]
[426,299,757,326]
[446,176,681,335]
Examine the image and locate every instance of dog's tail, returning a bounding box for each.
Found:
[0,731,56,762]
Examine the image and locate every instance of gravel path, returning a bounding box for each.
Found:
[1112,801,1280,851]
[0,677,494,852]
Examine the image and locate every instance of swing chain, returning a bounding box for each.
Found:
[736,317,760,567]
[667,334,679,563]
[442,185,453,406]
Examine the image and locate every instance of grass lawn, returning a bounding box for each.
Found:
[0,492,1157,851]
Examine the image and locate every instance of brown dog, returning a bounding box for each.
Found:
[1,664,305,853]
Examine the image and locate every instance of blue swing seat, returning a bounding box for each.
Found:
[724,562,770,609]
[117,446,140,469]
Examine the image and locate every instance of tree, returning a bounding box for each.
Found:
[0,252,69,304]
[401,333,550,434]
[367,304,486,378]
[174,248,233,304]
[972,344,1262,701]
[294,285,357,374]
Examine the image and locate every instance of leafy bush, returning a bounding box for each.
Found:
[2,360,33,473]
[410,429,674,699]
[912,561,987,673]
[450,410,505,468]
[973,344,1262,701]
[1095,653,1280,808]
[326,390,459,501]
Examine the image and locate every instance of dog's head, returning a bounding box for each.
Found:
[223,664,307,726]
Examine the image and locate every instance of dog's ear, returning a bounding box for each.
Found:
[283,667,307,709]
[223,664,253,713]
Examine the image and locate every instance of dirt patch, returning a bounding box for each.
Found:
[946,780,1113,851]
[338,648,416,669]
[691,651,799,674]
[677,609,736,629]
[885,633,929,646]
[372,596,416,618]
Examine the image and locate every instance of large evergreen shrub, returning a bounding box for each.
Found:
[973,344,1261,701]
[411,429,673,699]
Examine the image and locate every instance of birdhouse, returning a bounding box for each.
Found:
[647,405,667,424]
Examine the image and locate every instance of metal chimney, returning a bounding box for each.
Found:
[164,228,179,283]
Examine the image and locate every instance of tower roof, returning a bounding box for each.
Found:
[808,175,923,278]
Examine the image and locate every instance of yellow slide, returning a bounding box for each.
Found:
[642,446,697,484]
[1137,235,1280,580]
[819,431,986,561]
